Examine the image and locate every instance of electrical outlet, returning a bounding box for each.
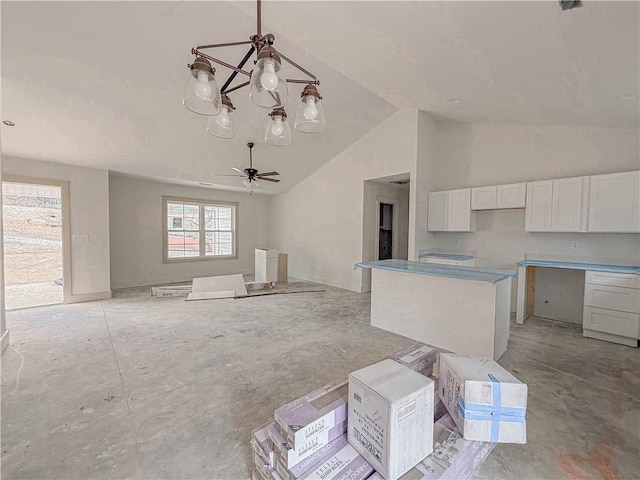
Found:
[571,241,578,249]
[454,238,461,246]
[72,234,89,242]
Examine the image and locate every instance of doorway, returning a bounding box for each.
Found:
[378,201,395,260]
[2,181,67,309]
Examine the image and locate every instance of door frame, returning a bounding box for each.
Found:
[2,175,72,304]
[375,195,400,260]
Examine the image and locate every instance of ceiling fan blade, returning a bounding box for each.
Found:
[258,177,281,183]
[231,167,244,174]
[256,171,280,177]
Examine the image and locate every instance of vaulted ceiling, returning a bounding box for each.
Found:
[2,1,638,194]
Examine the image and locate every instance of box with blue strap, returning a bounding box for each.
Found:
[438,354,527,444]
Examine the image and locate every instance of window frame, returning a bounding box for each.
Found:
[162,196,238,263]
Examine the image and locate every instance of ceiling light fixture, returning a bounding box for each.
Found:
[183,0,325,146]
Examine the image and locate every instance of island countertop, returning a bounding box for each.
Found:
[355,259,516,284]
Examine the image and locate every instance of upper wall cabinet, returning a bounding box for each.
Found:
[526,177,588,232]
[471,183,526,210]
[588,171,640,233]
[428,189,476,232]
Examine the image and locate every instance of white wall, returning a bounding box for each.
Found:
[270,110,419,292]
[109,174,271,289]
[2,157,111,299]
[415,111,439,257]
[422,121,640,315]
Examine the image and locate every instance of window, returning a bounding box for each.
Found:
[163,197,237,262]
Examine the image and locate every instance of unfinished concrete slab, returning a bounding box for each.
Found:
[1,281,638,479]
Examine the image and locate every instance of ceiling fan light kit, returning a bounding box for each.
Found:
[216,142,281,191]
[182,0,325,146]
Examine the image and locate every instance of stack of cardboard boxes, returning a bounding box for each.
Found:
[251,342,528,480]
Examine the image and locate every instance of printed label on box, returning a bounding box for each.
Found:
[294,411,336,446]
[399,346,434,365]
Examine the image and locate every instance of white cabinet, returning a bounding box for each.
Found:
[525,181,553,231]
[428,189,475,232]
[471,186,497,210]
[583,271,639,346]
[497,183,526,209]
[588,171,640,233]
[471,183,526,210]
[525,177,588,232]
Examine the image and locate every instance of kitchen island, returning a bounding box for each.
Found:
[356,259,516,360]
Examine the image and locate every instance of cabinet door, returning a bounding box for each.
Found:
[589,171,640,233]
[525,181,553,231]
[471,186,497,210]
[428,191,449,231]
[448,189,473,231]
[497,183,526,209]
[551,177,584,232]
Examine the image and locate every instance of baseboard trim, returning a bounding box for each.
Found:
[288,271,361,293]
[1,329,10,354]
[66,290,112,304]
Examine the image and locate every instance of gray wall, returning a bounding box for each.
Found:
[108,174,272,289]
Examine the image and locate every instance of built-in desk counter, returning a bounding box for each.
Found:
[515,256,640,347]
[356,260,516,360]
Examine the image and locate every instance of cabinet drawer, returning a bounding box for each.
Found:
[585,271,640,289]
[583,306,639,338]
[584,284,640,313]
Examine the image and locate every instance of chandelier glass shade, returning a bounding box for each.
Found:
[182,0,324,146]
[207,94,236,139]
[294,84,325,133]
[183,58,222,116]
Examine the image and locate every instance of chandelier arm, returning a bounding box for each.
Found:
[194,40,254,51]
[285,79,321,86]
[194,51,252,77]
[221,46,256,93]
[222,81,250,95]
[277,51,317,81]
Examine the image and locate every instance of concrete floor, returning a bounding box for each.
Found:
[1,281,638,479]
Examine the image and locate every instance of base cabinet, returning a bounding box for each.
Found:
[583,271,639,346]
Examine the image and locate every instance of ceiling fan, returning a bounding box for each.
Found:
[217,142,281,189]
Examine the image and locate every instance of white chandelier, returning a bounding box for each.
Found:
[182,0,325,146]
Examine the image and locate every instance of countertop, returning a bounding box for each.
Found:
[517,257,640,275]
[418,253,474,261]
[355,259,516,284]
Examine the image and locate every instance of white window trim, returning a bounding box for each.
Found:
[162,196,238,264]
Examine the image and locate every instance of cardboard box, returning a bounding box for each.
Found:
[389,342,438,377]
[252,421,276,470]
[418,413,496,479]
[348,359,435,480]
[367,414,496,480]
[438,354,527,444]
[296,443,373,480]
[269,422,347,471]
[274,380,348,450]
[273,433,349,480]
